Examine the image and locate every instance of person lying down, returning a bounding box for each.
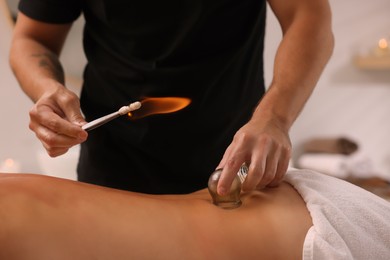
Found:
[0,168,389,260]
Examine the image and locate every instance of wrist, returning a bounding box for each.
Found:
[253,88,296,131]
[32,78,65,103]
[252,107,292,133]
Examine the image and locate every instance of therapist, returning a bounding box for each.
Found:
[9,0,334,194]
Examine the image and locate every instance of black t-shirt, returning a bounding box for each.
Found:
[19,0,267,194]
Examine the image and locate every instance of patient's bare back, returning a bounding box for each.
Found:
[0,173,311,260]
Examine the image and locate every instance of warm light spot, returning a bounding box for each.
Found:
[128,97,191,120]
[0,158,21,173]
[378,38,388,50]
[4,158,15,167]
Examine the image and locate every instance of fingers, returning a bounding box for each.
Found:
[217,157,246,196]
[247,138,291,191]
[29,88,87,157]
[217,125,292,195]
[267,148,291,187]
[56,89,87,127]
[217,134,250,196]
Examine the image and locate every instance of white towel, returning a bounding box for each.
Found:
[297,152,377,179]
[297,153,349,178]
[284,168,390,260]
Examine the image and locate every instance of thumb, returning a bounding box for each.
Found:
[64,107,86,127]
[70,112,87,126]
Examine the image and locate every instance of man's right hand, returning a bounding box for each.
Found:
[29,84,88,157]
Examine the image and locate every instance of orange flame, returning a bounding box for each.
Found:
[128,97,191,120]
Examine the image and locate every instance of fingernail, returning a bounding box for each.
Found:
[78,132,87,140]
[218,187,227,196]
[73,120,84,127]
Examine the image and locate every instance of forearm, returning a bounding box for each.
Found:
[253,5,334,130]
[9,14,87,157]
[9,37,65,103]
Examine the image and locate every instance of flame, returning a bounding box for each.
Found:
[128,97,191,119]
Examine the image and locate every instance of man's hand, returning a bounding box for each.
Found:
[216,0,334,195]
[29,84,87,157]
[216,115,291,195]
[10,13,87,157]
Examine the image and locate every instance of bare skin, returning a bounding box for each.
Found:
[9,0,334,193]
[0,173,312,260]
[217,0,334,194]
[9,15,87,157]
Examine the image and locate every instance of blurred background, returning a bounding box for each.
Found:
[1,0,389,181]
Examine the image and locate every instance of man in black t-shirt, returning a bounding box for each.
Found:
[10,0,334,194]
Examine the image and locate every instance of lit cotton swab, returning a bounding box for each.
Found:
[82,101,141,131]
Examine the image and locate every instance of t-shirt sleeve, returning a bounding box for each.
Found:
[18,0,82,24]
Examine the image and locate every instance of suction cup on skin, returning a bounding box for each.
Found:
[207,164,248,209]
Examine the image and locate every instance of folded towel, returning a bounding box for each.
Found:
[303,137,358,155]
[344,151,376,179]
[297,152,376,179]
[285,168,390,260]
[297,153,349,178]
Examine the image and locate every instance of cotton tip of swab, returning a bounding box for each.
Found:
[118,101,142,115]
[129,101,142,111]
